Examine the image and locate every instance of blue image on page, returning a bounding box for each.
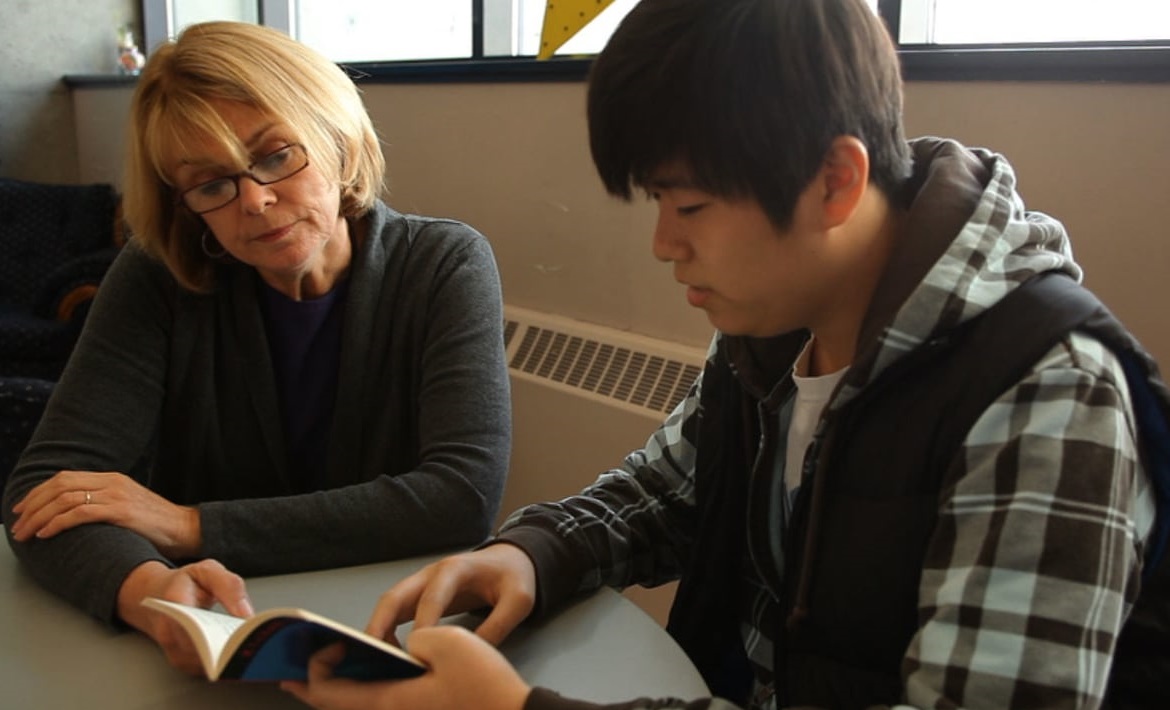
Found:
[221,618,425,682]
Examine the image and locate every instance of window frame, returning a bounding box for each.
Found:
[142,0,1170,84]
[878,0,1170,83]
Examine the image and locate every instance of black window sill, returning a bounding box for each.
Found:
[899,44,1170,83]
[64,44,1170,88]
[63,57,593,89]
[341,44,1170,84]
[342,56,593,83]
[63,74,140,89]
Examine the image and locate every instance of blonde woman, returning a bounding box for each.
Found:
[3,21,510,675]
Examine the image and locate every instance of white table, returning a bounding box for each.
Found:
[0,543,708,709]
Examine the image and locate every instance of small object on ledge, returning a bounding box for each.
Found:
[117,23,145,75]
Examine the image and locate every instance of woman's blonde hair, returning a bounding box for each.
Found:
[122,21,386,292]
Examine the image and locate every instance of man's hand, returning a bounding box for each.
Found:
[282,626,530,710]
[119,559,254,675]
[366,543,538,646]
[9,470,201,559]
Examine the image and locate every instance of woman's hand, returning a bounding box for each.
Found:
[365,542,538,646]
[282,626,530,710]
[8,470,201,559]
[119,559,254,676]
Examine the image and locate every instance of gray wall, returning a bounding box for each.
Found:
[0,0,138,183]
[374,80,1170,367]
[70,78,1170,373]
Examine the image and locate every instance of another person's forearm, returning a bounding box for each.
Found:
[198,476,496,575]
[5,519,171,625]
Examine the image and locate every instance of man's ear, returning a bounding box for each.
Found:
[818,136,869,229]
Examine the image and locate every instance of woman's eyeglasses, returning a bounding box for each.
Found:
[177,144,310,215]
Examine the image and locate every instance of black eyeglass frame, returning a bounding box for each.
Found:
[176,143,310,215]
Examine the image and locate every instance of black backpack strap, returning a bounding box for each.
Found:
[952,272,1103,419]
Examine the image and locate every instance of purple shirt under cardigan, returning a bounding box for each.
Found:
[258,278,347,492]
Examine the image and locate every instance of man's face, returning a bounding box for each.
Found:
[646,162,834,338]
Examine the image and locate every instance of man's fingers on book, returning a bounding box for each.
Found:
[367,573,428,639]
[412,583,459,631]
[279,680,309,702]
[473,603,524,646]
[308,642,347,679]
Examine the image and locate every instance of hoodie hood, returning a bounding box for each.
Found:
[846,137,1080,396]
[724,136,1080,407]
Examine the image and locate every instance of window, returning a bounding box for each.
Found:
[506,0,639,57]
[294,1,472,62]
[893,0,1170,45]
[142,0,1170,83]
[286,0,640,62]
[882,0,1170,81]
[170,0,257,31]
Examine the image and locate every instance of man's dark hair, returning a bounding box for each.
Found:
[587,0,912,228]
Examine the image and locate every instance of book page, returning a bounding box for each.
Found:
[143,599,245,675]
[142,599,427,682]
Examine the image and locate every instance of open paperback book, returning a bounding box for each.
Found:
[142,597,427,682]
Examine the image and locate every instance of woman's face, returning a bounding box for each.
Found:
[171,100,350,299]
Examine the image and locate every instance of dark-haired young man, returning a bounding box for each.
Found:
[286,0,1168,708]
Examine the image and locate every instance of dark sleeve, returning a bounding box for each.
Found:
[2,244,175,624]
[198,220,511,572]
[492,369,706,616]
[525,688,736,710]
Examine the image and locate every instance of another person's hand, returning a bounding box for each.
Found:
[282,626,530,710]
[8,470,201,558]
[366,543,537,646]
[119,559,254,675]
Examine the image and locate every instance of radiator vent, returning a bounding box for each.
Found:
[504,305,705,418]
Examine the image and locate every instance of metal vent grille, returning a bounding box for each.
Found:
[503,319,520,348]
[504,307,704,417]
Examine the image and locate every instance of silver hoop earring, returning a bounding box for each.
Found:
[201,230,227,259]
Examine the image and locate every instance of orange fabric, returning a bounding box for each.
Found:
[56,284,99,322]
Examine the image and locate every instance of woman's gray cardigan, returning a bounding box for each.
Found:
[3,201,512,624]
